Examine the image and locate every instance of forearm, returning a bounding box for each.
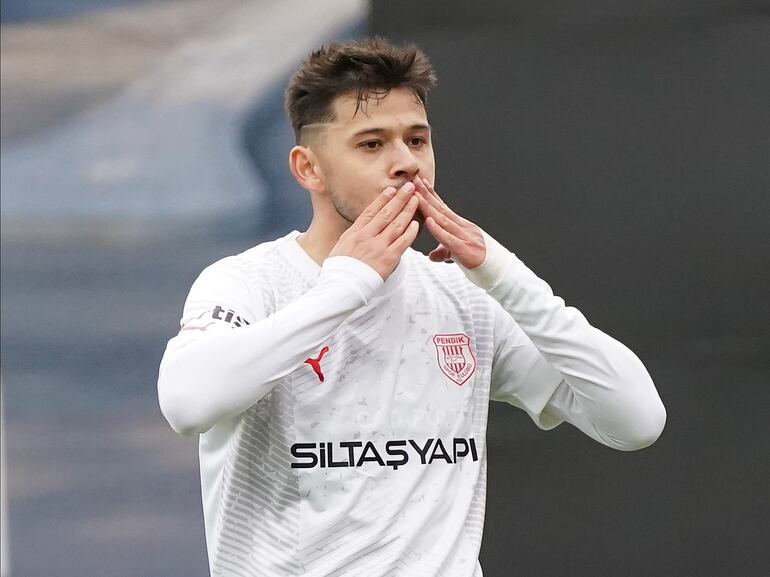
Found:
[464,233,666,450]
[158,257,381,436]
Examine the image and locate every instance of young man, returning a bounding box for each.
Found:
[158,38,666,577]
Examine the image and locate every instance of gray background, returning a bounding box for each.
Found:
[371,2,770,576]
[2,1,769,575]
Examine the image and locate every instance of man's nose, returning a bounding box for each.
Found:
[390,141,420,181]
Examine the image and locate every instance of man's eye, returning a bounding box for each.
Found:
[360,141,382,150]
[409,137,426,147]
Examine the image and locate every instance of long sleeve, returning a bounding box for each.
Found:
[157,256,382,436]
[463,232,666,451]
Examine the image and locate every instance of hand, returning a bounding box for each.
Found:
[414,176,486,269]
[329,182,421,280]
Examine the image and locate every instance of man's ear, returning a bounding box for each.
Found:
[289,145,325,194]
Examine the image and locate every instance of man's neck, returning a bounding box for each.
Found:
[295,219,347,266]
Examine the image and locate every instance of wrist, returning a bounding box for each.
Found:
[458,231,515,291]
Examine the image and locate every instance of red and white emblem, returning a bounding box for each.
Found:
[433,333,477,386]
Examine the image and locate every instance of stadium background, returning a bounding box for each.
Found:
[1,1,768,575]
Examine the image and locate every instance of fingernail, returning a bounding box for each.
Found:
[403,182,415,193]
[384,187,396,196]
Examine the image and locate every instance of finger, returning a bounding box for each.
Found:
[350,186,398,231]
[416,192,467,239]
[364,182,416,234]
[416,177,470,226]
[421,177,439,197]
[415,177,445,209]
[381,194,420,243]
[414,178,455,221]
[420,177,453,212]
[388,219,420,253]
[425,215,461,252]
[428,244,452,262]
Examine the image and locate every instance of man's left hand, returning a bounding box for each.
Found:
[414,176,486,269]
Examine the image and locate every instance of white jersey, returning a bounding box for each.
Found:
[158,230,665,577]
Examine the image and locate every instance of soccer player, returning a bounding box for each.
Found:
[158,38,666,577]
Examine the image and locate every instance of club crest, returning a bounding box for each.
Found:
[433,333,477,386]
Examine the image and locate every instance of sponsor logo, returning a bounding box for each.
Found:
[210,305,250,327]
[290,437,478,470]
[181,305,251,332]
[433,333,476,385]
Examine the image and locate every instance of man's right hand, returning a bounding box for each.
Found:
[329,182,420,280]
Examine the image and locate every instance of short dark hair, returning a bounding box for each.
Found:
[285,37,437,143]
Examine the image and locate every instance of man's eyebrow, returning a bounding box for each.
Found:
[351,123,431,138]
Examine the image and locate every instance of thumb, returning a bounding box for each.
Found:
[428,244,453,262]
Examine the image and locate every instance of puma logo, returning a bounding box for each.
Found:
[304,346,330,382]
[181,322,215,333]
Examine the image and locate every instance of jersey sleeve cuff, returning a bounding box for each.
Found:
[320,256,384,303]
[458,230,517,291]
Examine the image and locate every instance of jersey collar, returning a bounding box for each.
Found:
[283,230,407,297]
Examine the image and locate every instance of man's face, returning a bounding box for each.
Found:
[309,87,435,224]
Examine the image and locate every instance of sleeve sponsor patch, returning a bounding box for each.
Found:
[181,305,251,332]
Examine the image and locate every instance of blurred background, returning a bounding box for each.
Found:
[1,1,768,575]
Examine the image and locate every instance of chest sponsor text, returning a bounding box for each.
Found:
[290,437,478,470]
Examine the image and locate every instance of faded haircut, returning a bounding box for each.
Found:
[285,37,437,143]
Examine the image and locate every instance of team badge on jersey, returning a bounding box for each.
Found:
[433,333,476,386]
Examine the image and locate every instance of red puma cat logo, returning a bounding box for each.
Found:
[304,346,330,382]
